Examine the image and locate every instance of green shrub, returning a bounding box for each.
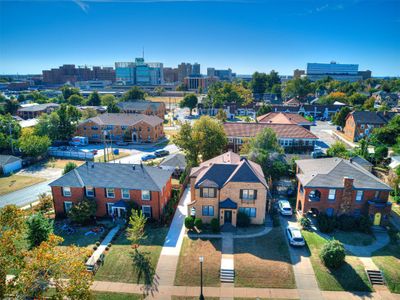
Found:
[68,197,97,225]
[299,217,311,230]
[211,218,220,233]
[317,213,335,233]
[237,211,250,227]
[107,243,112,247]
[95,241,100,246]
[271,207,280,227]
[93,246,98,251]
[357,215,372,233]
[26,213,53,249]
[184,216,195,230]
[337,215,356,231]
[63,162,78,175]
[320,240,346,269]
[194,218,203,230]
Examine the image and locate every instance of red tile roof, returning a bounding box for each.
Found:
[256,112,312,125]
[223,122,318,139]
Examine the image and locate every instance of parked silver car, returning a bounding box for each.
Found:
[286,226,306,247]
[278,200,293,216]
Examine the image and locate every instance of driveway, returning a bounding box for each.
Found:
[311,121,338,152]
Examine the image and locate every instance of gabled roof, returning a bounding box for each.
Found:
[256,112,313,126]
[192,151,267,189]
[159,153,187,169]
[347,111,396,125]
[82,113,163,127]
[50,162,173,191]
[220,198,238,209]
[296,157,391,190]
[0,155,22,166]
[17,103,59,112]
[223,123,318,140]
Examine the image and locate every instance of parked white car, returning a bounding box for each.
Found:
[278,200,293,216]
[286,226,306,247]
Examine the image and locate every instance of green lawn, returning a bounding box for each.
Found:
[174,238,222,287]
[95,151,131,162]
[328,230,375,246]
[171,297,219,300]
[234,228,295,288]
[372,242,400,293]
[94,291,144,299]
[0,174,47,196]
[392,203,400,218]
[302,231,372,292]
[94,225,168,283]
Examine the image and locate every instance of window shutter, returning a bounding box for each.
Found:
[104,188,107,197]
[254,190,257,199]
[240,189,243,199]
[149,191,152,201]
[200,188,203,197]
[93,188,96,197]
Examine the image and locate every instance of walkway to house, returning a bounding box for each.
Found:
[86,225,120,269]
[152,188,191,289]
[280,216,323,300]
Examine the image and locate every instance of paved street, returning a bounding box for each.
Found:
[0,180,52,208]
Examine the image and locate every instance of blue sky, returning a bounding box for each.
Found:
[0,0,399,76]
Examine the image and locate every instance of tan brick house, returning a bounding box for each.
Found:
[295,157,392,226]
[117,101,166,119]
[17,103,60,119]
[76,113,164,143]
[188,151,268,227]
[343,111,396,142]
[50,162,173,220]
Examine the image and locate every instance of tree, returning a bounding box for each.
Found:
[173,122,199,166]
[4,98,20,114]
[320,240,346,269]
[34,193,54,214]
[63,162,78,174]
[26,213,53,249]
[180,93,198,115]
[374,145,388,164]
[216,109,227,122]
[371,115,400,146]
[61,86,80,101]
[122,87,146,101]
[327,141,349,158]
[18,128,51,158]
[14,234,93,299]
[256,104,272,117]
[154,86,165,96]
[283,77,312,101]
[207,81,252,107]
[101,94,117,106]
[332,106,351,128]
[57,104,81,141]
[86,91,101,106]
[0,205,26,298]
[68,197,97,224]
[355,138,369,160]
[67,94,84,106]
[126,209,147,246]
[176,83,188,91]
[363,97,375,110]
[81,107,98,119]
[0,114,21,152]
[349,93,368,106]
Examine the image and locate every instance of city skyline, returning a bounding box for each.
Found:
[1,0,399,76]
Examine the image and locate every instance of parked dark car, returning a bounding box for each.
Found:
[154,149,170,157]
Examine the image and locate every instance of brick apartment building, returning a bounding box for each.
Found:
[188,151,268,227]
[50,162,173,220]
[17,103,60,119]
[76,113,164,143]
[343,111,396,142]
[296,157,392,226]
[42,64,115,84]
[117,101,166,119]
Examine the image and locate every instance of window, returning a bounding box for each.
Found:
[201,187,215,198]
[202,206,214,216]
[239,207,257,218]
[374,191,380,199]
[361,124,365,129]
[326,207,334,217]
[142,190,151,201]
[62,187,71,197]
[92,134,99,139]
[142,205,152,218]
[147,127,150,132]
[106,125,113,130]
[106,188,115,198]
[122,189,130,199]
[64,201,73,213]
[91,126,99,130]
[356,190,363,202]
[86,186,94,197]
[106,203,114,216]
[121,126,127,130]
[328,189,336,201]
[241,189,256,200]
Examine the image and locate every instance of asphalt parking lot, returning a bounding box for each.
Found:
[311,121,338,151]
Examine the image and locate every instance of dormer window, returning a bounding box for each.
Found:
[201,187,216,198]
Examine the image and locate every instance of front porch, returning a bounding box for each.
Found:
[219,198,238,227]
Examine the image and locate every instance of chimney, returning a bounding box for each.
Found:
[349,158,353,164]
[343,176,354,188]
[91,163,94,168]
[132,165,135,171]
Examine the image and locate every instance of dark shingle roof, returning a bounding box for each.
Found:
[159,153,187,169]
[0,155,21,166]
[220,198,238,209]
[117,101,163,112]
[296,157,391,190]
[349,111,396,125]
[18,103,59,112]
[49,162,172,191]
[82,113,163,127]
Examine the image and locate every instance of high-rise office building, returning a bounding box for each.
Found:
[306,62,363,82]
[192,63,201,75]
[178,63,193,82]
[163,67,179,83]
[115,58,163,85]
[207,67,234,81]
[293,69,305,78]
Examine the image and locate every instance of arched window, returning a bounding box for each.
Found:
[309,190,321,201]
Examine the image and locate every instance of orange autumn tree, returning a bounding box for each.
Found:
[14,234,93,299]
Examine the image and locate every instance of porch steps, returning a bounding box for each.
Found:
[220,269,235,283]
[366,269,385,285]
[372,226,387,233]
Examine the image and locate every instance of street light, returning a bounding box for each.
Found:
[199,256,204,300]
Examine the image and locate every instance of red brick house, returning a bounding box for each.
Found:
[296,157,392,226]
[50,162,173,220]
[343,111,396,142]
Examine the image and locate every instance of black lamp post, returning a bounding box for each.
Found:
[199,256,204,300]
